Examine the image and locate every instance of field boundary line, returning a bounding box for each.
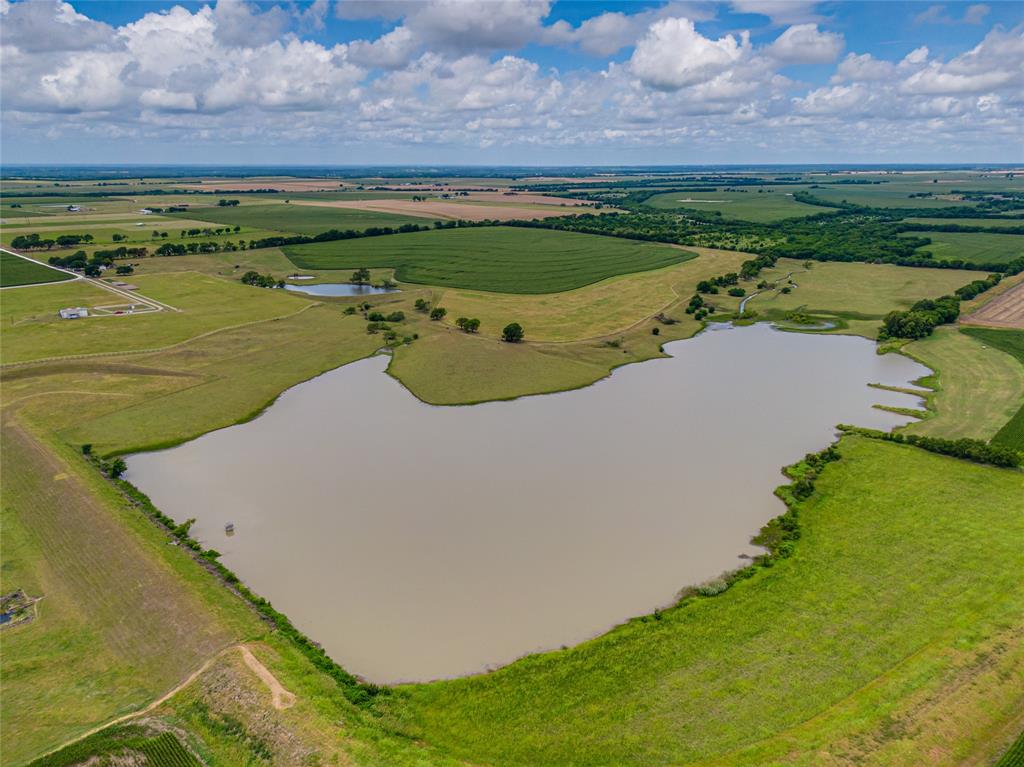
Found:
[0,246,82,288]
[0,301,320,370]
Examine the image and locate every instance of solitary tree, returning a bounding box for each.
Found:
[351,267,371,285]
[430,307,447,321]
[502,322,524,343]
[414,298,430,312]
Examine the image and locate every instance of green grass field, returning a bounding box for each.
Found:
[1,251,75,287]
[959,327,1024,450]
[905,217,1024,229]
[395,436,1024,767]
[169,203,426,235]
[718,259,985,334]
[906,231,1024,265]
[903,327,1024,442]
[807,184,979,209]
[644,189,827,221]
[284,226,692,293]
[1,272,309,364]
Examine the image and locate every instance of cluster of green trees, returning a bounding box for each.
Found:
[48,249,141,276]
[11,232,94,250]
[956,273,1002,300]
[456,317,481,333]
[367,310,404,323]
[838,426,1021,468]
[879,296,961,340]
[879,273,1002,340]
[502,322,524,342]
[249,222,433,250]
[217,199,240,206]
[240,270,283,288]
[156,240,244,256]
[351,267,371,284]
[181,226,239,237]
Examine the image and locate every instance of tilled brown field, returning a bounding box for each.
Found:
[962,280,1024,329]
[292,197,596,221]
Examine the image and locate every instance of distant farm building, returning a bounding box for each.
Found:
[58,307,89,319]
[67,205,82,212]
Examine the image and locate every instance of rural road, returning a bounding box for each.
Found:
[1,246,180,312]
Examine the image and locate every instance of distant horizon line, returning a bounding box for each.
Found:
[2,162,1022,169]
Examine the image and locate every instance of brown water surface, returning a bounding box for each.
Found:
[126,323,930,683]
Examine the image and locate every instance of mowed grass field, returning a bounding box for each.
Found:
[644,189,827,221]
[396,436,1024,767]
[1,272,309,364]
[169,202,426,235]
[284,226,692,293]
[959,327,1024,450]
[903,326,1024,441]
[1,251,75,287]
[908,231,1024,265]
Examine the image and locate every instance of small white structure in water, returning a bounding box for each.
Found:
[58,307,89,319]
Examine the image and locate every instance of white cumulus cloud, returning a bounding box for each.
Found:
[630,17,748,91]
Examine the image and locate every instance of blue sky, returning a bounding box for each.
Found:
[1,0,1021,164]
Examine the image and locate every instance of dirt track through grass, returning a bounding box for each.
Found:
[0,416,236,764]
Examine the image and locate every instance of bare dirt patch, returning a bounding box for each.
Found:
[240,645,295,710]
[174,179,351,192]
[292,198,593,222]
[460,191,594,206]
[962,280,1024,329]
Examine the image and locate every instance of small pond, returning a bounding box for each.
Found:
[126,323,930,684]
[284,283,399,297]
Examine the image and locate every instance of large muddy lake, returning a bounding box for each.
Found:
[126,323,931,683]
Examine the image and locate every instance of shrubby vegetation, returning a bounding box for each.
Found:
[502,322,524,342]
[240,270,283,289]
[837,426,1021,467]
[455,317,481,333]
[878,274,1001,340]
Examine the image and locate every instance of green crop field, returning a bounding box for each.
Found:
[436,247,748,341]
[170,202,425,234]
[1,251,75,287]
[395,436,1024,767]
[283,226,693,293]
[644,188,827,221]
[997,731,1024,767]
[28,726,200,767]
[906,231,1024,265]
